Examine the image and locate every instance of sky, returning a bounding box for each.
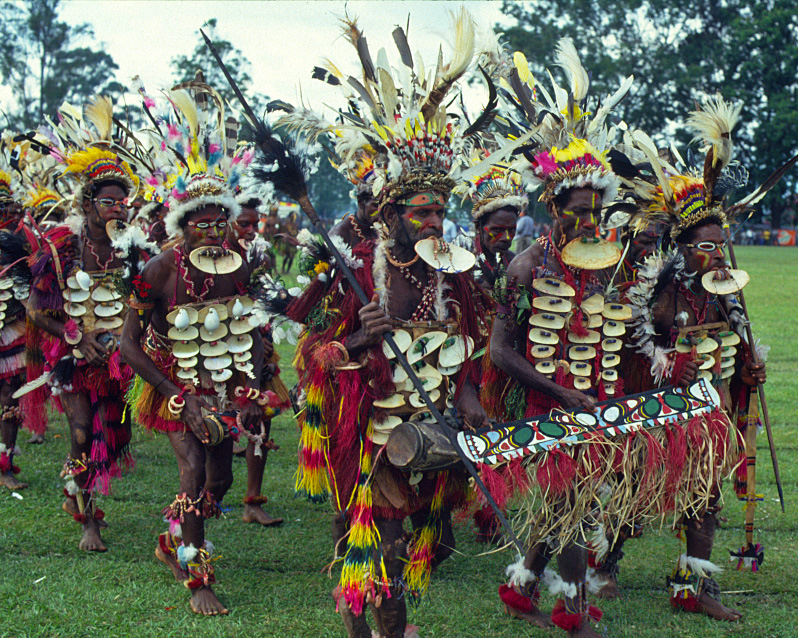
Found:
[49,1,513,114]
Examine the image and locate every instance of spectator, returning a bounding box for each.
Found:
[515,210,535,252]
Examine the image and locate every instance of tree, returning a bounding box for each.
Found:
[499,0,798,227]
[0,0,120,129]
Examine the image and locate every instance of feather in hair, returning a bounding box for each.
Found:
[168,90,199,140]
[83,96,114,142]
[556,38,589,102]
[687,95,741,170]
[632,129,672,202]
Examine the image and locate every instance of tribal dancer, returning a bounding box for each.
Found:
[122,87,269,616]
[226,189,287,527]
[26,97,153,551]
[624,96,792,621]
[485,42,635,635]
[329,152,380,249]
[277,11,493,637]
[0,163,28,490]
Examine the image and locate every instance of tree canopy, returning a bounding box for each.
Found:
[0,0,120,129]
[499,0,798,227]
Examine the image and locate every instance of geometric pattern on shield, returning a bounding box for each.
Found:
[458,379,720,465]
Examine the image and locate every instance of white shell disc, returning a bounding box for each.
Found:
[573,376,592,390]
[230,319,252,335]
[570,361,592,377]
[168,326,199,341]
[173,341,200,358]
[569,345,596,361]
[227,334,254,354]
[200,324,229,342]
[580,294,604,315]
[567,330,600,344]
[188,247,243,274]
[561,237,621,270]
[211,368,233,383]
[529,327,559,345]
[234,351,252,363]
[410,362,443,390]
[602,369,618,381]
[167,306,199,326]
[392,365,408,385]
[95,317,124,331]
[0,290,12,301]
[414,237,475,274]
[721,366,735,379]
[602,354,621,368]
[409,389,440,408]
[437,363,462,377]
[698,355,716,370]
[602,338,622,352]
[178,356,198,369]
[586,313,603,329]
[95,301,124,317]
[603,381,616,396]
[226,296,254,316]
[407,331,448,364]
[529,312,566,330]
[535,360,557,375]
[105,219,128,242]
[204,354,233,371]
[602,321,626,337]
[701,269,749,295]
[198,304,229,323]
[438,335,474,368]
[176,368,198,381]
[698,369,712,381]
[64,302,87,317]
[533,296,572,313]
[200,341,229,357]
[697,339,720,355]
[530,345,556,359]
[63,289,90,303]
[75,270,92,291]
[383,329,412,359]
[720,345,737,358]
[720,331,741,347]
[373,393,406,409]
[91,286,121,302]
[0,278,12,290]
[532,277,575,297]
[602,302,632,321]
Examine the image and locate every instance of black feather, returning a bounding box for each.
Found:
[392,26,413,68]
[652,252,684,302]
[312,66,341,86]
[0,230,32,288]
[509,69,537,124]
[464,67,498,137]
[607,149,642,179]
[714,163,749,200]
[267,100,295,113]
[249,120,310,203]
[356,35,376,83]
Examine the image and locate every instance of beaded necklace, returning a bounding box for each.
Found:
[388,249,437,321]
[175,244,214,303]
[84,227,116,272]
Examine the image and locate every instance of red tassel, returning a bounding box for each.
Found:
[536,448,576,495]
[477,462,510,510]
[94,508,105,520]
[73,513,87,523]
[671,594,701,613]
[550,598,602,631]
[498,584,537,612]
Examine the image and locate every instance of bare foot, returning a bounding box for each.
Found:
[593,574,620,600]
[242,504,283,526]
[78,519,107,552]
[371,625,420,638]
[505,604,553,628]
[0,472,28,490]
[689,592,742,621]
[27,433,45,444]
[569,625,601,637]
[190,586,229,616]
[155,545,189,582]
[63,498,107,528]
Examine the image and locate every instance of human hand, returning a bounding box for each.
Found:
[182,394,214,444]
[239,401,263,433]
[357,294,392,346]
[556,388,596,412]
[741,361,766,387]
[77,329,111,366]
[676,360,698,387]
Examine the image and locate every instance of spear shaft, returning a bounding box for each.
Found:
[200,28,526,554]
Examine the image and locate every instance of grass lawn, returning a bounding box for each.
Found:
[1,246,796,637]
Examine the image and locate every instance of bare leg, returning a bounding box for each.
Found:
[556,544,601,638]
[0,379,26,490]
[60,392,105,552]
[370,518,408,638]
[332,511,348,559]
[502,541,553,628]
[166,430,229,616]
[682,512,741,621]
[241,421,283,526]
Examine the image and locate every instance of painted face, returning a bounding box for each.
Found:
[629,228,662,264]
[230,207,259,244]
[481,207,518,255]
[358,195,379,220]
[679,223,728,277]
[183,205,229,249]
[395,200,445,244]
[86,183,130,225]
[0,201,23,223]
[554,188,603,244]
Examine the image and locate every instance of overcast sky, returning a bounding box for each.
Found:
[49,1,513,114]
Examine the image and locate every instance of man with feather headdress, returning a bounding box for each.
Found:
[623,95,793,622]
[268,10,496,637]
[24,96,157,552]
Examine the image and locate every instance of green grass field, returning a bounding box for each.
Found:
[1,246,796,638]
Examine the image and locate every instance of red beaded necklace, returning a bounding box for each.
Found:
[175,244,214,302]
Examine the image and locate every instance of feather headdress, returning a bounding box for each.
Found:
[492,38,633,208]
[153,85,253,237]
[629,94,798,241]
[457,154,527,221]
[276,8,488,211]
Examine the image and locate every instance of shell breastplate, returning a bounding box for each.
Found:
[63,268,126,358]
[526,275,632,396]
[166,296,256,397]
[674,321,738,385]
[371,321,473,445]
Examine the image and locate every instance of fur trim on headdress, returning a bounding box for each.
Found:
[164,177,241,237]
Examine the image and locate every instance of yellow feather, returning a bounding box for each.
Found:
[513,51,535,87]
[83,96,114,141]
[169,90,199,139]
